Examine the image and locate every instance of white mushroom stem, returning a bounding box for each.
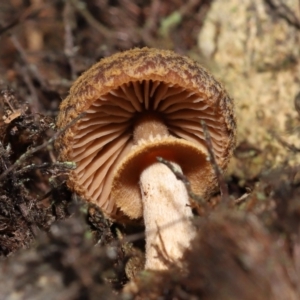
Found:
[140,161,196,270]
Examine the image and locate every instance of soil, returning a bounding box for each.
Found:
[0,0,299,299]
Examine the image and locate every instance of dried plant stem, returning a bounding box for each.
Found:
[234,192,251,205]
[0,113,85,183]
[15,161,76,176]
[271,130,300,152]
[264,0,300,30]
[10,35,48,89]
[156,156,205,205]
[0,2,52,36]
[69,0,111,37]
[201,120,229,204]
[63,1,78,80]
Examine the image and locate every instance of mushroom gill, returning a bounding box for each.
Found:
[72,81,225,213]
[56,47,236,218]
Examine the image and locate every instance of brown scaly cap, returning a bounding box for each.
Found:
[56,47,236,219]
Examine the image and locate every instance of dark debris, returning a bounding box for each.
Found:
[0,211,119,300]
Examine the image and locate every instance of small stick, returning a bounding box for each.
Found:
[271,130,300,152]
[234,192,251,205]
[201,120,230,204]
[153,225,175,267]
[15,161,76,176]
[10,35,48,89]
[63,1,78,80]
[0,113,85,183]
[264,0,300,30]
[0,2,50,36]
[17,63,41,113]
[156,156,206,205]
[69,0,111,38]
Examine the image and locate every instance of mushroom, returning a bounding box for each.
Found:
[56,48,236,270]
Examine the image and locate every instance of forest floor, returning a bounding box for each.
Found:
[0,0,300,299]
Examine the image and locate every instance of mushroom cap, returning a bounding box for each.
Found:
[56,47,236,219]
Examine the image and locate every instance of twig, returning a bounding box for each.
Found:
[142,0,160,40]
[69,0,111,38]
[201,120,229,204]
[159,0,203,37]
[153,223,175,267]
[156,156,206,205]
[15,161,76,176]
[0,113,85,183]
[234,192,251,205]
[10,35,48,89]
[264,0,300,30]
[63,1,78,80]
[0,142,10,171]
[294,91,300,116]
[271,130,300,152]
[0,2,51,36]
[17,63,41,113]
[1,88,22,111]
